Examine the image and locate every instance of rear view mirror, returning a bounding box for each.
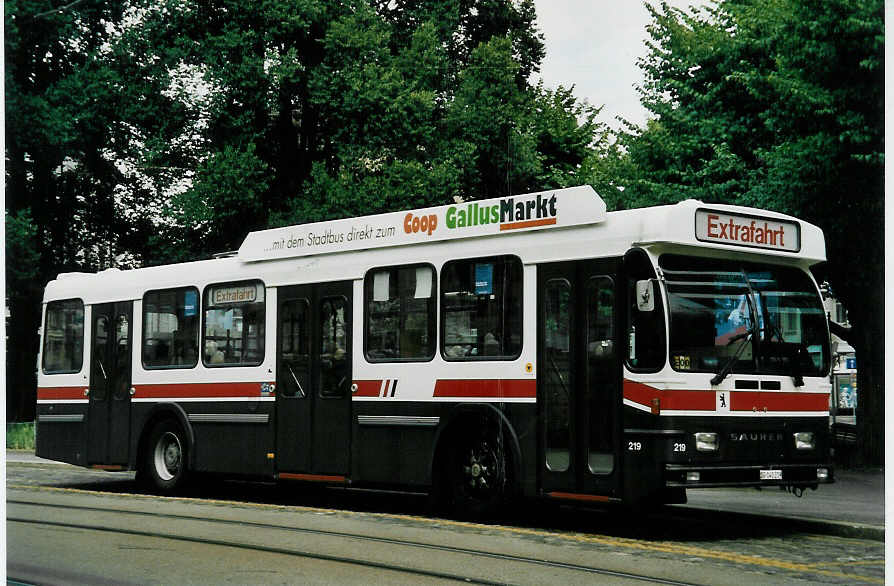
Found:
[636,280,655,312]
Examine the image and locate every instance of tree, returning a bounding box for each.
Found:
[6,0,606,421]
[621,0,884,464]
[5,0,159,420]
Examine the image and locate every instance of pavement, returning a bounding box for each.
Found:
[6,449,885,540]
[680,468,885,541]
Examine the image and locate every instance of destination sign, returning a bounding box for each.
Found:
[237,186,607,262]
[209,284,263,306]
[695,209,800,252]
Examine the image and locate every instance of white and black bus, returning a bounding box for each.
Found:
[36,186,833,511]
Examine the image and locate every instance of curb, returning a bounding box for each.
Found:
[677,505,884,542]
[8,454,884,541]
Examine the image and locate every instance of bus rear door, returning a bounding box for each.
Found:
[87,302,133,466]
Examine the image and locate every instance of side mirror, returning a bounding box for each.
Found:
[636,280,655,312]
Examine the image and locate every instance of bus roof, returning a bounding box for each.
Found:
[45,187,825,305]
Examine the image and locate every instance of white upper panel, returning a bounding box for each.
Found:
[42,189,826,305]
[237,185,607,262]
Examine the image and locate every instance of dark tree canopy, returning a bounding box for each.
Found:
[617,0,883,464]
[4,0,604,420]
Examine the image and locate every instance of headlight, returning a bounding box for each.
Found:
[695,432,718,452]
[794,432,815,450]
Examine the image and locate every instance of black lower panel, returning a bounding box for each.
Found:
[36,421,86,466]
[352,402,538,491]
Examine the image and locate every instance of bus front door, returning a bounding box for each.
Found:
[539,261,620,498]
[87,302,133,466]
[276,282,352,479]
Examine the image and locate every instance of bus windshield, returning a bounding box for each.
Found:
[659,255,829,378]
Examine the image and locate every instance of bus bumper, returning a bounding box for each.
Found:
[664,463,834,489]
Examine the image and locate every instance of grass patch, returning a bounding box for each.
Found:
[7,422,35,450]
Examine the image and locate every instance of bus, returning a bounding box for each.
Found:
[35,186,833,512]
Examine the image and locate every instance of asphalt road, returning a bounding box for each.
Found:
[684,472,883,527]
[5,451,886,585]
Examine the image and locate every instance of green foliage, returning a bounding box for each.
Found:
[7,422,36,450]
[5,0,601,420]
[6,209,40,287]
[622,0,884,463]
[170,143,271,253]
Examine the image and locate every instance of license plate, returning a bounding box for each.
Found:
[760,469,782,480]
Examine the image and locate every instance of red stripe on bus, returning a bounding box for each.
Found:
[278,472,346,483]
[623,380,714,411]
[37,387,85,400]
[352,380,382,397]
[383,380,391,398]
[546,491,618,503]
[433,379,536,399]
[133,382,270,399]
[624,380,829,412]
[730,391,829,412]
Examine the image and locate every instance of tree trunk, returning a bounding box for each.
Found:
[853,324,884,466]
[6,293,41,423]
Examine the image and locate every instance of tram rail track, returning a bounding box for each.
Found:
[8,497,698,586]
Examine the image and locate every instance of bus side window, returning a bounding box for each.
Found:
[365,264,436,361]
[203,281,266,367]
[441,255,522,361]
[143,287,200,369]
[42,299,85,374]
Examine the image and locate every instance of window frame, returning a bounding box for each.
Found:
[363,263,437,363]
[202,279,267,368]
[278,297,310,399]
[318,294,350,399]
[141,286,201,370]
[624,248,667,374]
[439,255,524,362]
[42,298,85,375]
[658,253,830,377]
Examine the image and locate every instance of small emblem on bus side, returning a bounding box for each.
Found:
[716,391,730,412]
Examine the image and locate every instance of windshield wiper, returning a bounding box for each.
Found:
[711,329,754,386]
[712,273,760,386]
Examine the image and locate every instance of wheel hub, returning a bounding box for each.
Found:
[154,431,182,482]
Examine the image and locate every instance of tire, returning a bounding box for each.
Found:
[446,421,509,518]
[143,419,189,494]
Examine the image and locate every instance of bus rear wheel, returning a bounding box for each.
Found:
[446,424,508,518]
[143,420,189,494]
